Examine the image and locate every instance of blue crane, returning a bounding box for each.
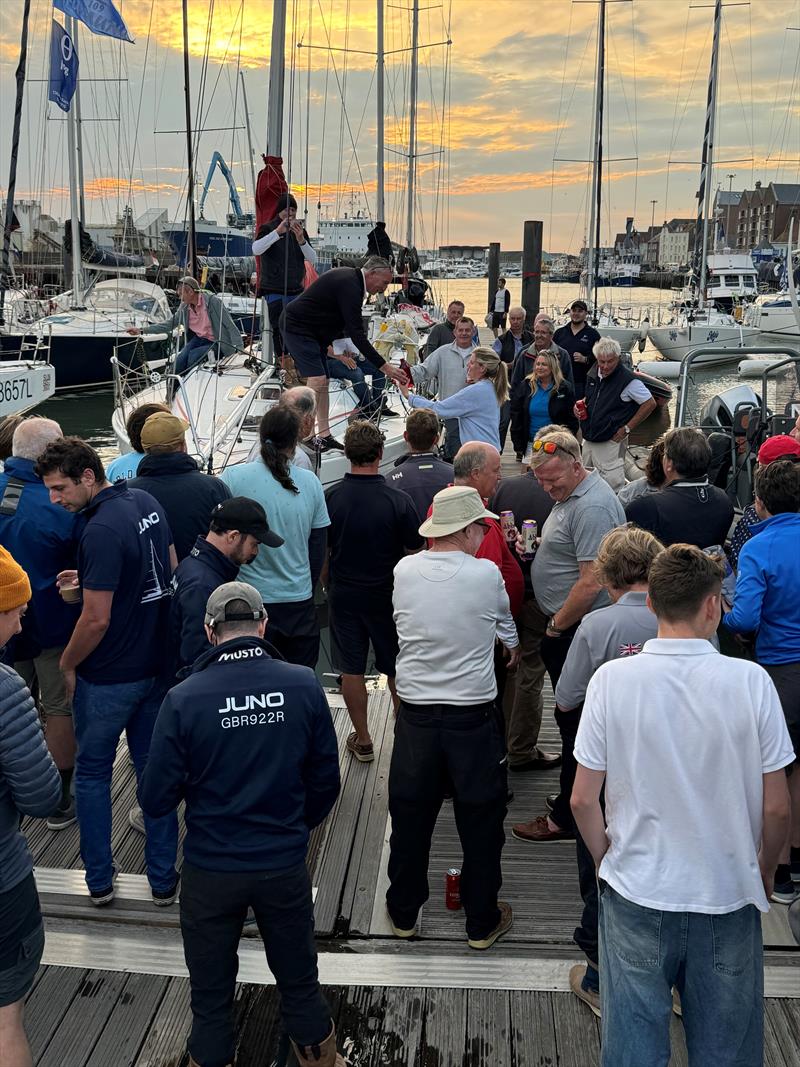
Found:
[198,151,246,222]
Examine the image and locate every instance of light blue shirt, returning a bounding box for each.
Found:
[409,379,501,451]
[106,451,144,481]
[220,460,330,603]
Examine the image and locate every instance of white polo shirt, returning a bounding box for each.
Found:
[574,639,794,914]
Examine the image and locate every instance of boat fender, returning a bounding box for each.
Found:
[636,360,682,379]
[737,359,788,378]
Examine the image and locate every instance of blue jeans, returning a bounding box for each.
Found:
[326,357,371,408]
[73,676,178,894]
[599,883,763,1067]
[175,336,215,376]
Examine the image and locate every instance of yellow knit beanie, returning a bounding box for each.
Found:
[0,545,32,612]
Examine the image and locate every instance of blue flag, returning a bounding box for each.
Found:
[48,21,79,113]
[53,0,133,43]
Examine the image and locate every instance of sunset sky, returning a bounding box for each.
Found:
[0,0,798,253]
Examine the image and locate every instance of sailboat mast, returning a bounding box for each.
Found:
[240,71,258,201]
[181,0,197,279]
[405,0,419,249]
[262,0,287,361]
[266,2,287,153]
[695,0,722,309]
[65,16,83,305]
[73,21,86,225]
[0,0,32,323]
[586,0,605,310]
[376,0,385,223]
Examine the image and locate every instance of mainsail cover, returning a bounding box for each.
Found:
[254,155,288,289]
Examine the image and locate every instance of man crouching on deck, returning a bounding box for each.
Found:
[141,582,343,1067]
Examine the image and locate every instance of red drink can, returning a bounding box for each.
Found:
[399,358,414,387]
[575,398,588,421]
[500,511,516,542]
[445,868,462,910]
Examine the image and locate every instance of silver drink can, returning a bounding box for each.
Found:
[521,519,538,560]
[500,511,516,542]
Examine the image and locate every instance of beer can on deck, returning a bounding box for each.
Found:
[500,511,516,542]
[445,868,462,910]
[521,519,538,561]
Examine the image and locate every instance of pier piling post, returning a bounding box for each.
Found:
[487,242,500,315]
[521,220,543,326]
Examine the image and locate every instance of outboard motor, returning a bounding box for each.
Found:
[699,384,760,431]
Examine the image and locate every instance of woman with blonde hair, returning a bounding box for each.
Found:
[509,348,577,461]
[399,346,508,451]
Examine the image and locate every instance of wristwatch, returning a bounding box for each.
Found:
[546,616,563,636]
[623,424,631,435]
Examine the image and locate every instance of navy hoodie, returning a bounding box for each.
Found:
[170,536,239,671]
[140,636,340,872]
[129,452,230,561]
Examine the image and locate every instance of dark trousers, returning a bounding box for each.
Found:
[386,700,507,941]
[266,294,298,360]
[180,861,332,1067]
[442,418,461,462]
[573,784,602,966]
[541,626,578,831]
[498,400,511,452]
[264,598,320,670]
[542,626,599,960]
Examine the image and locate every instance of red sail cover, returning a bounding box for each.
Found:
[254,155,288,289]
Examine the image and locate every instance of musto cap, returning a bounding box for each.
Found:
[211,497,284,547]
[205,581,267,629]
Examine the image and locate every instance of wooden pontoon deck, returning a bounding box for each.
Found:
[25,686,799,1065]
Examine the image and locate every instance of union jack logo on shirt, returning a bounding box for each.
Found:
[618,642,643,657]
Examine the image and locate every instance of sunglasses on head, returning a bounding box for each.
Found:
[531,439,576,459]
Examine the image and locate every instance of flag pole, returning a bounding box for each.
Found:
[0,0,32,326]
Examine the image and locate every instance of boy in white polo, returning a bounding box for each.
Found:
[571,544,793,1067]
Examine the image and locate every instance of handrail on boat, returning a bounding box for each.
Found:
[675,345,800,427]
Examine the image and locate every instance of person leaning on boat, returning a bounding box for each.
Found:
[577,337,656,492]
[399,347,508,453]
[509,349,577,463]
[126,276,242,378]
[280,258,406,451]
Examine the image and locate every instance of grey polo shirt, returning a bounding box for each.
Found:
[554,591,657,709]
[531,470,625,616]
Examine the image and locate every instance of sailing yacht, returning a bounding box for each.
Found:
[1,277,173,390]
[648,0,761,365]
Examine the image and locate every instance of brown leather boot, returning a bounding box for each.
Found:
[290,1025,346,1067]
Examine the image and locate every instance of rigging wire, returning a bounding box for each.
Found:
[314,0,374,223]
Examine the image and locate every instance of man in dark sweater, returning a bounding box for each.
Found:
[553,300,600,399]
[385,410,453,522]
[625,427,734,547]
[251,192,317,363]
[141,581,343,1067]
[579,338,655,491]
[281,258,405,450]
[128,412,230,560]
[423,299,465,358]
[324,421,423,762]
[170,497,284,673]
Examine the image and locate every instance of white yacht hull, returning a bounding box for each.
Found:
[0,360,56,417]
[648,323,761,364]
[112,354,410,486]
